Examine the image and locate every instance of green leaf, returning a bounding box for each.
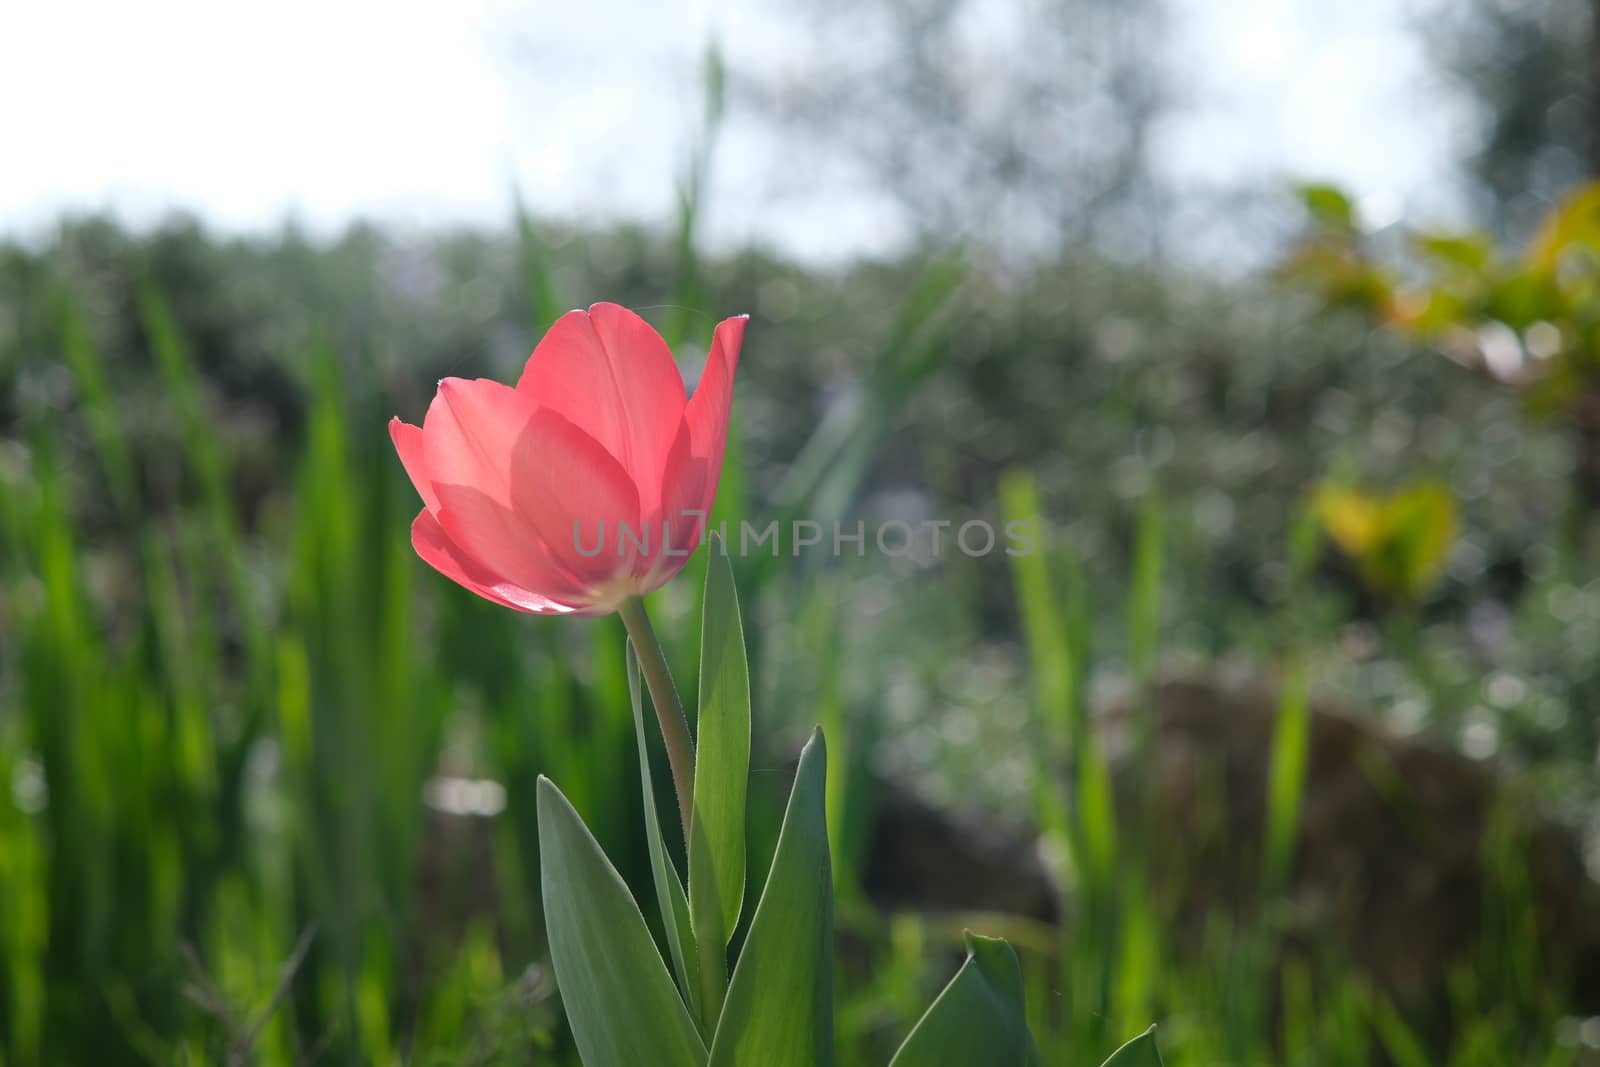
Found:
[1485,272,1561,331]
[1296,183,1356,229]
[1412,231,1492,272]
[708,728,833,1067]
[690,535,751,954]
[1099,1026,1163,1066]
[887,933,1040,1067]
[536,777,707,1067]
[628,645,701,1021]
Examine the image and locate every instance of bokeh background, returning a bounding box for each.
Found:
[3,0,1599,1063]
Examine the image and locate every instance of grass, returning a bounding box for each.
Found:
[2,239,1595,1065]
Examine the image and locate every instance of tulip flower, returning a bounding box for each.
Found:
[388,301,1144,1067]
[389,302,747,618]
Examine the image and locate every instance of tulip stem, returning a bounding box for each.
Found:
[618,596,696,843]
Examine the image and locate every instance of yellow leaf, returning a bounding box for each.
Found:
[1314,486,1380,558]
[1525,181,1600,276]
[1316,481,1458,602]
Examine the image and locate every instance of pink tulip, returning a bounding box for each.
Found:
[390,302,747,616]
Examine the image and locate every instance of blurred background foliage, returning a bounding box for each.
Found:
[3,0,1600,1064]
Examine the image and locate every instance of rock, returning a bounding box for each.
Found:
[1097,674,1600,1016]
[857,776,1057,920]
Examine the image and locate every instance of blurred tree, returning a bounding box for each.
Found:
[742,0,1168,257]
[1279,180,1600,557]
[1425,0,1593,234]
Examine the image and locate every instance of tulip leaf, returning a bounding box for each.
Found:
[536,776,707,1067]
[886,933,1040,1067]
[628,645,702,1022]
[708,728,833,1067]
[1099,1026,1163,1067]
[690,534,750,960]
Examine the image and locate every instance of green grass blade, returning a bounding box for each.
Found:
[139,284,268,663]
[1000,469,1100,875]
[998,471,1074,763]
[1128,491,1164,687]
[664,40,726,352]
[53,290,137,513]
[512,187,562,336]
[774,255,964,524]
[1263,659,1311,894]
[1367,994,1431,1067]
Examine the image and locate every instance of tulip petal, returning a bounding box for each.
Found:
[432,409,643,610]
[390,418,439,515]
[410,509,573,614]
[424,377,539,506]
[434,487,599,609]
[516,303,686,513]
[684,314,748,518]
[639,419,707,588]
[509,408,645,590]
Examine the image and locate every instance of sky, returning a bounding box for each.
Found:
[0,0,1465,264]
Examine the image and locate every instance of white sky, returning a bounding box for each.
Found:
[0,0,1465,264]
[1156,0,1464,227]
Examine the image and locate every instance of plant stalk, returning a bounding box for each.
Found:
[617,596,696,843]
